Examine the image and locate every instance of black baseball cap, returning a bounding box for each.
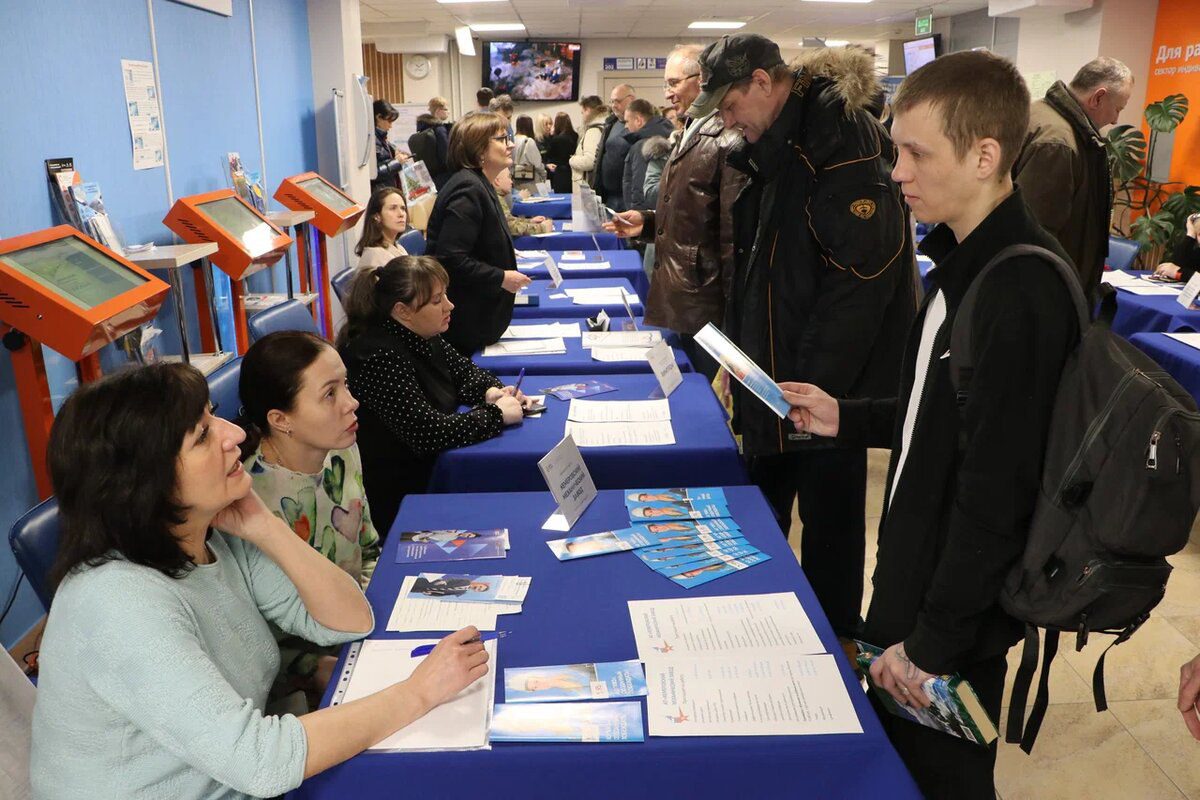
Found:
[688,33,786,118]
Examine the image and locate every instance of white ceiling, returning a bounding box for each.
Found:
[360,0,991,44]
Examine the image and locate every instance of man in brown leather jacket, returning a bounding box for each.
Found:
[604,44,747,379]
[1012,58,1132,297]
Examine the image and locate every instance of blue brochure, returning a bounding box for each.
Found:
[490,701,645,742]
[546,526,661,560]
[540,380,618,401]
[504,660,648,702]
[633,537,752,567]
[625,491,731,521]
[394,529,507,563]
[693,322,792,419]
[643,541,760,573]
[666,551,773,589]
[627,518,741,545]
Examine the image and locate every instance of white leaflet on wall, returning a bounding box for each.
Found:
[120,60,164,170]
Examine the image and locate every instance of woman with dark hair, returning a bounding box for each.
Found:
[31,363,488,799]
[355,186,410,269]
[372,99,410,194]
[1155,213,1200,283]
[544,112,579,193]
[337,256,529,530]
[239,331,381,711]
[426,112,531,354]
[511,114,547,193]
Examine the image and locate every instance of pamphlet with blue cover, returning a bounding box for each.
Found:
[627,518,741,544]
[504,660,648,702]
[490,701,645,742]
[394,529,508,564]
[625,487,731,520]
[693,322,791,419]
[546,526,662,560]
[540,380,617,401]
[643,541,760,573]
[665,551,773,589]
[406,573,531,604]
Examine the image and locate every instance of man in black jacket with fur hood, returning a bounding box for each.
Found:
[690,35,916,643]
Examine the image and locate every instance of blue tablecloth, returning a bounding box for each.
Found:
[516,249,648,296]
[1110,272,1200,338]
[473,317,689,376]
[429,372,747,491]
[513,278,644,320]
[1130,332,1200,403]
[513,220,621,251]
[512,193,572,219]
[289,487,919,800]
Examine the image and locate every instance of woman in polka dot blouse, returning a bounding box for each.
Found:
[337,256,531,533]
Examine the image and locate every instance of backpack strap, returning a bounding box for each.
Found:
[949,244,1091,406]
[1004,626,1059,754]
[1091,613,1150,712]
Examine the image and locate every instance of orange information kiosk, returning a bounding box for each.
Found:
[274,172,365,336]
[0,226,170,497]
[163,189,293,353]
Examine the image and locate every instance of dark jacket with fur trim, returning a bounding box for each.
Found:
[727,49,917,457]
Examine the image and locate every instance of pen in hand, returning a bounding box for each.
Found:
[410,631,508,658]
[513,368,526,394]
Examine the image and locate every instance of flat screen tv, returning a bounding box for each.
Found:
[903,35,941,74]
[483,41,581,101]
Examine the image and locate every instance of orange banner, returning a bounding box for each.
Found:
[1144,0,1200,186]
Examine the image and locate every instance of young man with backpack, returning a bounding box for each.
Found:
[779,50,1078,797]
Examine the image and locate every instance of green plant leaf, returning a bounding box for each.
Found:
[1131,211,1176,249]
[1162,185,1200,219]
[1145,94,1188,134]
[1105,125,1147,182]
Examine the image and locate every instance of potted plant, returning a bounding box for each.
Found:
[1106,93,1200,267]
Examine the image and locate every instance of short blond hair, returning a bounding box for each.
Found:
[429,96,448,113]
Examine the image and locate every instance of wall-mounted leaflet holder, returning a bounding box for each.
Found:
[355,74,373,170]
[333,88,350,187]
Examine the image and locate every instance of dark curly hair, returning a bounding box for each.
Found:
[48,362,210,589]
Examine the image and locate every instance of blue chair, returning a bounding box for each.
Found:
[1108,236,1140,272]
[206,356,243,422]
[8,497,61,610]
[247,299,320,342]
[331,267,357,304]
[399,229,426,256]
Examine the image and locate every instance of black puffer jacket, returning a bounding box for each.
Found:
[727,49,917,457]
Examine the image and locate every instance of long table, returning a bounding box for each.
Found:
[428,372,747,491]
[512,193,572,219]
[1130,332,1200,403]
[290,487,920,800]
[515,249,648,297]
[1108,272,1200,338]
[513,220,621,251]
[474,317,690,375]
[513,278,644,321]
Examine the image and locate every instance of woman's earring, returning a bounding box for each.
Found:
[286,429,293,437]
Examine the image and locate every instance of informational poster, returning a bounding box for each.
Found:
[120,59,164,170]
[1024,70,1057,101]
[1144,0,1200,186]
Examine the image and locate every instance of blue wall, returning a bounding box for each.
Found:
[0,0,317,649]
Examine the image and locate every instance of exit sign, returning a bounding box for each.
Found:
[915,11,933,35]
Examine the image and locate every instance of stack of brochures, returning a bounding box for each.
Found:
[546,488,771,588]
[479,338,567,357]
[386,572,530,633]
[394,528,509,564]
[490,660,648,743]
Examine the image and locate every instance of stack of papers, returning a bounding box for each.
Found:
[564,399,675,447]
[337,638,497,751]
[1100,271,1182,295]
[559,260,610,271]
[582,331,662,348]
[502,322,582,339]
[514,249,550,260]
[479,338,567,356]
[386,572,530,632]
[564,287,640,306]
[628,593,862,737]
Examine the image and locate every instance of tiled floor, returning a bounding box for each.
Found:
[787,448,1200,799]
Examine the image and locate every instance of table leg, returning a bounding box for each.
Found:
[230,279,250,354]
[199,257,226,353]
[168,266,191,363]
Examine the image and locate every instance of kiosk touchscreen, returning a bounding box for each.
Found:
[0,226,169,496]
[163,189,293,279]
[274,172,365,238]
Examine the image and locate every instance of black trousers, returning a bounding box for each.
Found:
[748,447,866,637]
[678,333,720,383]
[870,652,1008,800]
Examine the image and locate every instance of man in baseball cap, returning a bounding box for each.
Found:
[691,34,917,666]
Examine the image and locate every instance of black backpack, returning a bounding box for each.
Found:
[950,244,1200,753]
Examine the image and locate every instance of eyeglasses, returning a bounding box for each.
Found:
[663,73,700,90]
[491,134,514,144]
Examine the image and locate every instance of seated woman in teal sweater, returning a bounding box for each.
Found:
[31,363,489,799]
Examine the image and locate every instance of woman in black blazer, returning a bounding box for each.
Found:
[544,112,580,194]
[425,112,532,354]
[1154,213,1200,283]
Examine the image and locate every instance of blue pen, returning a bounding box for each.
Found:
[410,631,508,658]
[514,368,526,393]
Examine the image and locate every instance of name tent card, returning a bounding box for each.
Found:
[1178,273,1200,309]
[647,340,682,398]
[544,255,564,289]
[538,434,597,531]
